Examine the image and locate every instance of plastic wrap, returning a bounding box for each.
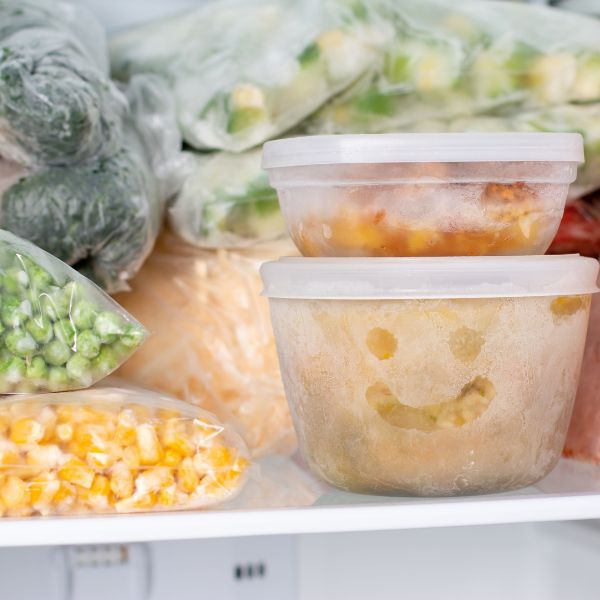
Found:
[109,0,389,152]
[0,383,250,516]
[550,195,600,257]
[169,149,286,248]
[115,232,297,457]
[0,230,146,393]
[307,0,600,137]
[564,292,600,463]
[0,74,185,293]
[0,1,126,166]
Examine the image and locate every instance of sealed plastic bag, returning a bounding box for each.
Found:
[115,232,297,457]
[306,0,600,135]
[0,1,127,166]
[109,0,388,152]
[0,230,146,393]
[0,383,250,516]
[169,149,285,248]
[0,74,184,292]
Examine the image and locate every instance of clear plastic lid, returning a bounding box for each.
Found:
[260,256,600,300]
[262,133,584,169]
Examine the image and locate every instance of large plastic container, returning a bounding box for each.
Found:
[0,385,250,517]
[261,255,599,496]
[262,133,583,257]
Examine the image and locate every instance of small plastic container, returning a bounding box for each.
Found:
[262,133,584,257]
[0,385,250,516]
[261,255,599,496]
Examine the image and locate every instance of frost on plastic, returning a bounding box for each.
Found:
[115,232,297,457]
[0,230,147,393]
[0,384,250,516]
[306,0,600,136]
[0,0,127,167]
[169,149,286,248]
[0,74,186,293]
[109,0,389,152]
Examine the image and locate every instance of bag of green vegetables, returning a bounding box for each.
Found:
[0,230,146,393]
[109,0,390,152]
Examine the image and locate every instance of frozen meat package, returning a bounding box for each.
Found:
[0,384,250,516]
[0,230,146,393]
[115,232,297,458]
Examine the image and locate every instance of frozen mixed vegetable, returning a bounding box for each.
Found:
[0,0,126,166]
[306,0,600,135]
[169,149,285,248]
[0,74,183,292]
[0,230,146,393]
[0,385,249,516]
[115,232,296,457]
[109,0,388,151]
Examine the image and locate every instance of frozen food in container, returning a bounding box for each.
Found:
[262,133,583,257]
[0,384,250,516]
[261,255,599,496]
[0,230,146,393]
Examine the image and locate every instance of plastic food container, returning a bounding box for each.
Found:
[0,385,250,516]
[262,133,584,257]
[564,291,600,463]
[261,255,599,496]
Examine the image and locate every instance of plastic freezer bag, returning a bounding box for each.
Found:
[0,74,184,293]
[306,0,600,136]
[169,149,286,248]
[0,230,146,393]
[0,6,126,166]
[0,384,250,516]
[109,0,388,152]
[115,232,296,458]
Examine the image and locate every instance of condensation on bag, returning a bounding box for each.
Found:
[115,232,297,457]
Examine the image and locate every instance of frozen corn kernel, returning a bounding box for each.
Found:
[0,391,249,516]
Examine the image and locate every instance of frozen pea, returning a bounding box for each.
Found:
[26,356,48,381]
[76,330,101,359]
[1,355,26,384]
[94,311,124,343]
[5,330,37,357]
[92,346,119,375]
[41,284,77,321]
[72,300,97,330]
[48,367,71,391]
[2,297,32,327]
[19,257,53,291]
[2,267,29,294]
[42,339,71,366]
[26,317,53,344]
[66,354,92,386]
[120,323,146,349]
[54,320,76,347]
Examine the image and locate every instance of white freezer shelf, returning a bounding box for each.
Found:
[1,457,600,547]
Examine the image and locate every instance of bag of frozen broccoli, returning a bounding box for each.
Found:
[168,149,285,248]
[0,74,185,293]
[0,230,147,393]
[0,0,126,166]
[305,0,600,136]
[109,0,390,152]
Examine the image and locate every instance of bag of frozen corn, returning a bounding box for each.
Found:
[109,0,389,152]
[0,384,250,516]
[115,232,296,457]
[0,230,146,393]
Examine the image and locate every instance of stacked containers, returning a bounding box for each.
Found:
[260,133,599,496]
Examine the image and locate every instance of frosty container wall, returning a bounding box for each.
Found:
[262,133,584,257]
[261,256,599,496]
